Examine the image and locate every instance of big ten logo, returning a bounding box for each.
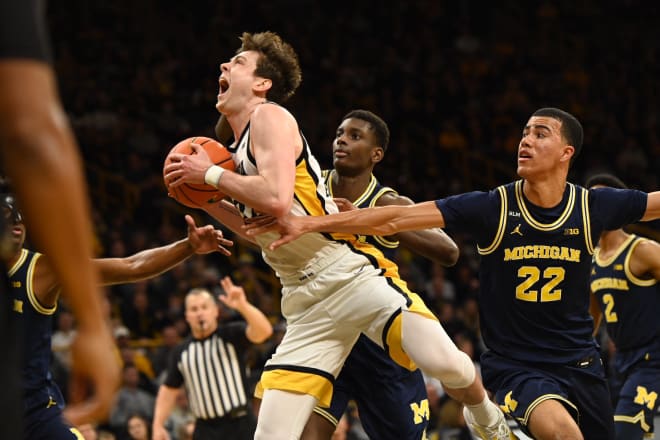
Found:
[410,399,430,424]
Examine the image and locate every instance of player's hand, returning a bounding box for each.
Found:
[218,276,248,311]
[333,197,358,212]
[164,142,212,187]
[185,214,233,256]
[63,325,120,425]
[243,214,304,250]
[152,424,171,440]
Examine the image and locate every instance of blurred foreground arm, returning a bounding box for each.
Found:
[0,60,120,424]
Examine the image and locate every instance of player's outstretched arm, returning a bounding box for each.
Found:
[218,276,273,343]
[376,193,459,266]
[641,191,660,222]
[94,215,232,286]
[244,201,446,251]
[0,60,119,425]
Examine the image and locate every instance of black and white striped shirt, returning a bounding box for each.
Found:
[164,322,250,420]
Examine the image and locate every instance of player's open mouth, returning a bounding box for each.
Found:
[219,77,230,95]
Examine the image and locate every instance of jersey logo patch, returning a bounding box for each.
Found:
[634,386,658,410]
[564,228,580,235]
[13,299,23,313]
[510,224,523,236]
[614,264,624,271]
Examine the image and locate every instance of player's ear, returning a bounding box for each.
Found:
[254,78,272,93]
[560,145,575,164]
[371,147,384,164]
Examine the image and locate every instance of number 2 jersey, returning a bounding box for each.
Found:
[591,234,660,372]
[436,180,647,364]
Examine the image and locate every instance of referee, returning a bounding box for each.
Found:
[152,276,273,440]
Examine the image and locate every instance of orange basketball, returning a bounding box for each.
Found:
[163,136,235,208]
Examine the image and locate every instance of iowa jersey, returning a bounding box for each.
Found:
[226,113,406,288]
[591,235,660,352]
[323,169,399,261]
[8,248,57,391]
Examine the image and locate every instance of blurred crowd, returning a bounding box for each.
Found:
[40,1,659,438]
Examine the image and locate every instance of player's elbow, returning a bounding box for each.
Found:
[443,243,460,267]
[268,199,292,218]
[249,326,273,344]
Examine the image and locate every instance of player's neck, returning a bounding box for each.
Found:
[521,178,567,208]
[332,169,372,202]
[598,229,630,255]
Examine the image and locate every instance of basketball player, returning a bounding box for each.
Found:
[586,173,660,440]
[302,109,459,440]
[164,31,514,439]
[244,107,660,439]
[0,0,118,431]
[1,179,232,439]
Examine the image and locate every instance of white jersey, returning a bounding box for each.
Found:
[227,119,351,281]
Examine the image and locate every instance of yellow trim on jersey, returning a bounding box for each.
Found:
[260,369,334,407]
[478,185,507,255]
[594,234,636,267]
[354,174,379,206]
[7,248,28,276]
[70,428,85,440]
[296,159,328,217]
[522,394,577,426]
[625,238,658,287]
[26,253,56,315]
[312,406,339,426]
[516,180,575,231]
[369,185,399,249]
[614,411,651,432]
[580,188,595,255]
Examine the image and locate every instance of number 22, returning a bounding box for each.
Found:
[516,266,565,302]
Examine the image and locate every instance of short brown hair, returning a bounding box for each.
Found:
[238,31,302,103]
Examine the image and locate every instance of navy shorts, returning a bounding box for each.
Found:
[313,335,429,440]
[611,364,660,435]
[481,349,615,439]
[24,385,82,440]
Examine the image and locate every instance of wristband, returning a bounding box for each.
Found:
[204,165,225,188]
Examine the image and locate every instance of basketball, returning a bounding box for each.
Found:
[163,136,235,208]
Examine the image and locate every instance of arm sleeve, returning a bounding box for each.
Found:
[589,188,648,231]
[435,189,501,245]
[0,0,51,61]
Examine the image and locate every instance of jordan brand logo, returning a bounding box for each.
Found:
[46,396,57,408]
[510,224,523,236]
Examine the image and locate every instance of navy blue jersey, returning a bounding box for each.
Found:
[0,0,51,61]
[324,170,399,261]
[591,235,660,356]
[437,181,647,364]
[8,249,58,392]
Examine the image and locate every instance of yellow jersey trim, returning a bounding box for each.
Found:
[7,248,28,276]
[312,406,339,426]
[522,394,577,426]
[478,185,507,255]
[594,234,636,267]
[516,180,575,231]
[625,238,658,287]
[26,253,56,315]
[581,188,595,255]
[614,411,651,432]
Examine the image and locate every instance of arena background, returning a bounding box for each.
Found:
[43,1,659,438]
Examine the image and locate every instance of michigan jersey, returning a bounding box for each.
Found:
[437,180,647,364]
[9,249,57,392]
[592,235,660,353]
[324,169,399,261]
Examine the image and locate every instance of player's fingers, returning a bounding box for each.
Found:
[184,214,196,228]
[268,236,291,250]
